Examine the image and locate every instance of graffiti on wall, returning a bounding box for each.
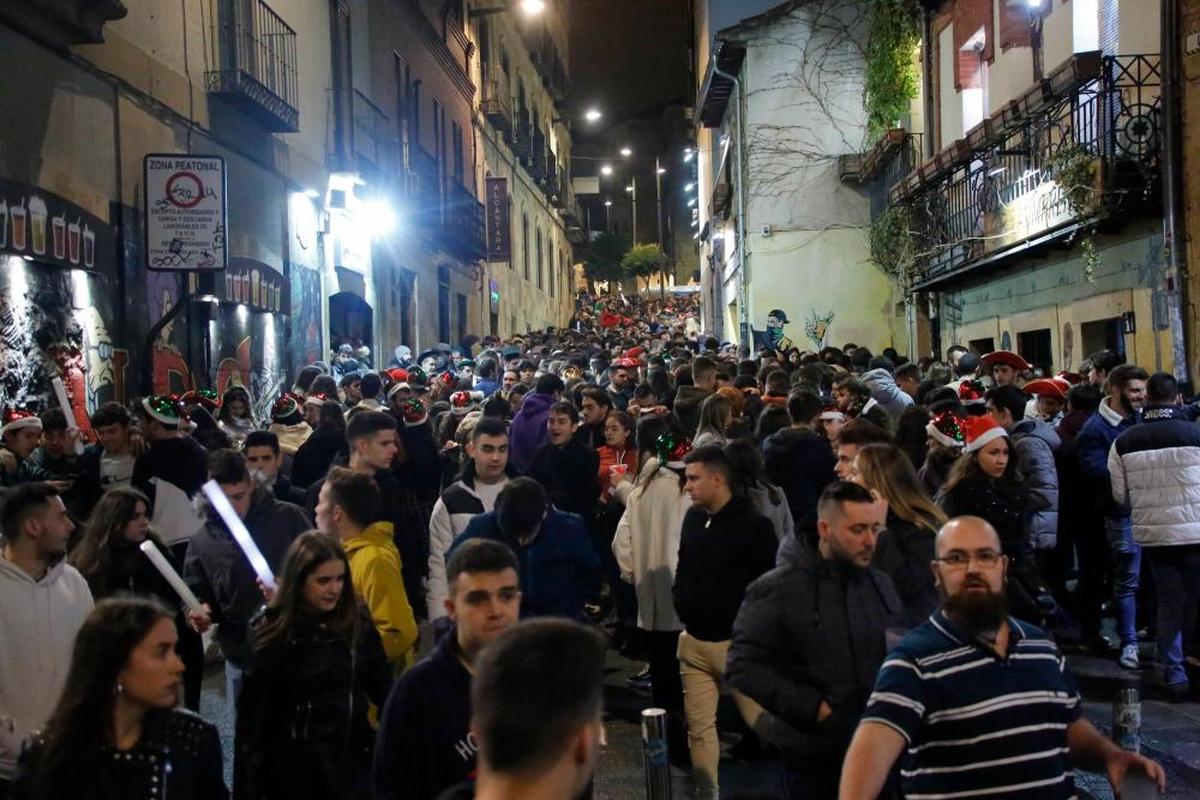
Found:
[751,308,796,352]
[289,265,323,378]
[803,309,835,350]
[0,258,122,429]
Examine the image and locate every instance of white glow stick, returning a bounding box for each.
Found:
[200,480,276,589]
[139,540,204,613]
[51,377,85,455]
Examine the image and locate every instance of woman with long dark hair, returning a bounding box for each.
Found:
[234,532,390,800]
[938,417,1056,621]
[218,386,256,445]
[291,400,349,489]
[848,443,946,624]
[13,597,226,800]
[70,488,205,710]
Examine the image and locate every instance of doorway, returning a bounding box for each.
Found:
[1081,317,1125,360]
[1018,328,1053,375]
[328,292,373,355]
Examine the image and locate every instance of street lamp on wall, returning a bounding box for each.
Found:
[468,0,545,18]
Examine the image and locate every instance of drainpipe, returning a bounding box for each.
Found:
[920,3,936,160]
[1162,0,1191,386]
[712,52,751,347]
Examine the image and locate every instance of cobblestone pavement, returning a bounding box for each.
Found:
[199,642,1200,798]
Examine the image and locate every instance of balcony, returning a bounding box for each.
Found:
[840,129,924,219]
[482,78,512,139]
[445,183,487,261]
[889,54,1161,290]
[514,117,533,165]
[528,127,547,181]
[408,145,442,229]
[205,0,299,132]
[352,90,388,176]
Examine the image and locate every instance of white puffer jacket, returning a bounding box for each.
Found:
[1109,404,1200,546]
[612,457,692,631]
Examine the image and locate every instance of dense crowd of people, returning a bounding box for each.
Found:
[0,289,1180,799]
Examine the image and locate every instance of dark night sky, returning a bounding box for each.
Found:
[567,0,692,141]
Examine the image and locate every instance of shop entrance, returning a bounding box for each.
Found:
[329,291,373,359]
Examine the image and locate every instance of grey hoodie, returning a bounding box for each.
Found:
[1012,417,1061,551]
[861,368,913,420]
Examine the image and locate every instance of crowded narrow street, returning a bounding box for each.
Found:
[7,0,1200,799]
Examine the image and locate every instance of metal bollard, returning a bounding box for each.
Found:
[1113,684,1141,753]
[641,708,673,800]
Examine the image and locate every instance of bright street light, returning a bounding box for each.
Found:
[620,147,633,157]
[600,164,613,176]
[656,167,666,175]
[520,0,546,13]
[683,150,695,163]
[604,200,612,207]
[685,182,695,191]
[687,198,696,207]
[584,108,602,123]
[625,185,634,193]
[362,200,397,237]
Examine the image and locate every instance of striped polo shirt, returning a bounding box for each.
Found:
[861,611,1082,799]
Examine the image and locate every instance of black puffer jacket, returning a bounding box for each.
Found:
[726,545,900,762]
[761,426,836,524]
[235,609,392,800]
[939,475,1027,557]
[14,709,226,800]
[291,428,350,490]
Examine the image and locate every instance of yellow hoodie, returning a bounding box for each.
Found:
[344,521,418,670]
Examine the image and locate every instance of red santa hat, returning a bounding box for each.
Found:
[1,408,42,438]
[958,380,987,405]
[962,415,1008,453]
[926,411,966,449]
[401,398,429,427]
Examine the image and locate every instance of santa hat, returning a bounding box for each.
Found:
[386,380,412,400]
[612,357,639,370]
[304,392,328,409]
[654,432,693,469]
[1,408,42,438]
[271,393,303,422]
[401,398,429,427]
[450,390,483,415]
[181,388,220,412]
[819,403,845,422]
[141,395,186,426]
[958,380,987,406]
[926,411,967,449]
[1023,377,1070,403]
[624,346,646,363]
[962,415,1008,453]
[384,368,409,386]
[981,350,1031,371]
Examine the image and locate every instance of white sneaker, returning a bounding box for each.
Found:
[1119,644,1140,669]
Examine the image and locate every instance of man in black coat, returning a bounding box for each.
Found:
[726,481,900,799]
[527,401,599,523]
[761,389,836,529]
[183,450,309,717]
[373,540,522,800]
[672,445,778,800]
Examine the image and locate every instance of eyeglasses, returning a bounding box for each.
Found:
[934,551,1003,570]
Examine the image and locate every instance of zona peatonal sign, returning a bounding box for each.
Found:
[144,154,228,271]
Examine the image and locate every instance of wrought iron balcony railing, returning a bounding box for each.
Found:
[528,127,547,181]
[352,89,389,175]
[205,0,299,132]
[890,54,1161,289]
[445,182,487,261]
[482,78,513,139]
[408,145,442,228]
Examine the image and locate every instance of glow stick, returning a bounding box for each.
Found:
[139,540,203,613]
[200,480,276,589]
[51,377,85,455]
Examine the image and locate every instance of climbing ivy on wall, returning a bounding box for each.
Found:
[864,0,922,140]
